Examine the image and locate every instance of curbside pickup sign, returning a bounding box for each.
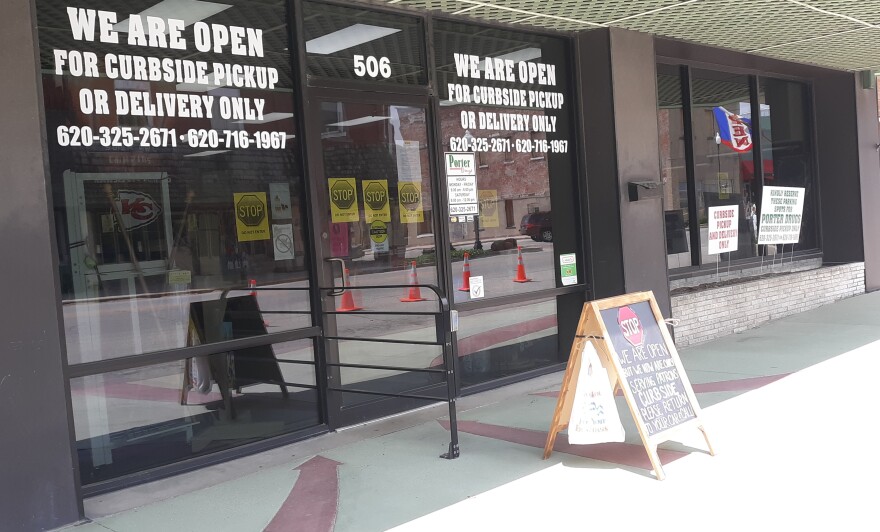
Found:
[707,205,739,254]
[234,192,270,242]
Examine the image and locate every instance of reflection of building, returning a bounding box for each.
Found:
[4,1,880,529]
[439,107,551,242]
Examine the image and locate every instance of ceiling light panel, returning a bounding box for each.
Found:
[328,116,391,128]
[115,0,232,32]
[306,24,402,54]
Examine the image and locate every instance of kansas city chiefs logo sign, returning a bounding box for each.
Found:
[618,306,644,347]
[114,190,161,230]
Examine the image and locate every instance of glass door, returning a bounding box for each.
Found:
[308,94,448,426]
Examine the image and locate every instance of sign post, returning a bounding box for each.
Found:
[543,291,714,480]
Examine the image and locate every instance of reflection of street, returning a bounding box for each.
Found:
[333,244,558,390]
[63,281,313,365]
[68,242,559,453]
[71,340,318,438]
[63,240,557,362]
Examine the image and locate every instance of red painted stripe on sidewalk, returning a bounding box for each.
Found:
[265,455,342,532]
[691,373,790,393]
[532,373,791,398]
[439,420,688,470]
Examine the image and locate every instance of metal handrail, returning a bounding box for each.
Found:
[219,281,459,459]
[320,282,459,460]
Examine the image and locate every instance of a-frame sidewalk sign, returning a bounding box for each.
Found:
[543,291,715,480]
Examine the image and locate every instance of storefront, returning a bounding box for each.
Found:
[32,0,587,495]
[2,0,879,529]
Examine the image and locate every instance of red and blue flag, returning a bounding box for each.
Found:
[713,106,753,152]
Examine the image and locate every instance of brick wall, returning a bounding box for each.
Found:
[671,262,865,347]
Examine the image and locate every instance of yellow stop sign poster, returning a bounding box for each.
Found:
[234,192,270,242]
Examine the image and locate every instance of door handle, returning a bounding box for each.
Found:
[325,257,346,296]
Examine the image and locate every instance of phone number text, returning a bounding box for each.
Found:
[448,136,568,154]
[57,126,289,150]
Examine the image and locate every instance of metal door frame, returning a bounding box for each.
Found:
[301,86,454,428]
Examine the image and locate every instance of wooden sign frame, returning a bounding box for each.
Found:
[543,291,714,480]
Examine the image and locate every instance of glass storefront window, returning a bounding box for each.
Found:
[72,340,318,485]
[434,20,581,302]
[657,64,692,269]
[456,296,559,387]
[757,77,817,254]
[302,1,425,85]
[333,304,444,407]
[319,101,437,287]
[316,99,442,407]
[37,1,310,364]
[690,69,760,264]
[659,65,819,273]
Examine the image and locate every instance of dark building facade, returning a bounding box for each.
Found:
[2,0,879,529]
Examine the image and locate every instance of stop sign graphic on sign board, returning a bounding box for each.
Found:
[617,306,644,347]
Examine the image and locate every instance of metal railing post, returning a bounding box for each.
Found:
[437,296,459,459]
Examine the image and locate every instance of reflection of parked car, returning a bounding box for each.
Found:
[519,211,552,242]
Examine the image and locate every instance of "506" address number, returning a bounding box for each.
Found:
[353,55,391,79]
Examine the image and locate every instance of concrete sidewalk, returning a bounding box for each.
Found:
[61,291,880,532]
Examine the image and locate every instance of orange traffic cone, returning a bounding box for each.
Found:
[400,261,427,302]
[336,268,363,312]
[513,246,531,283]
[248,279,257,297]
[458,252,471,292]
